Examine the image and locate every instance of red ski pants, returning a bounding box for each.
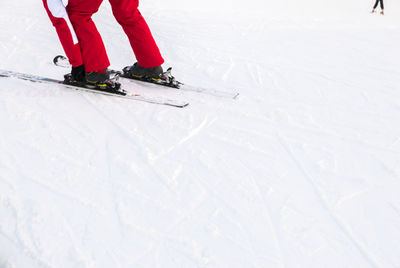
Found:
[43,0,164,72]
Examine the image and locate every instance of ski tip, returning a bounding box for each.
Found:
[53,55,66,65]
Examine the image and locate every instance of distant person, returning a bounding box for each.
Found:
[371,0,384,15]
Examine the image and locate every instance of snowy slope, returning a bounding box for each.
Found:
[1,0,400,267]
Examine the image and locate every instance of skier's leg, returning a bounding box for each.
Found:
[42,0,83,67]
[108,0,164,68]
[380,0,384,10]
[66,0,110,72]
[373,0,379,9]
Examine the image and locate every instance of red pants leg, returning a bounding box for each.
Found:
[66,0,110,72]
[109,0,164,68]
[42,0,83,67]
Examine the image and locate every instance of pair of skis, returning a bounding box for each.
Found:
[0,56,239,108]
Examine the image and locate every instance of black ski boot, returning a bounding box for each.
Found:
[123,62,163,81]
[86,69,110,85]
[121,64,182,89]
[64,67,124,95]
[63,64,86,85]
[85,68,123,93]
[71,65,86,83]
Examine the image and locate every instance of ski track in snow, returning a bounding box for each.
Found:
[277,135,379,267]
[1,0,400,267]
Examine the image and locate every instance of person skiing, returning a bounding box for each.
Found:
[371,0,384,15]
[42,0,164,89]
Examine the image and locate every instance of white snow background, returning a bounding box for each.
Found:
[1,0,400,267]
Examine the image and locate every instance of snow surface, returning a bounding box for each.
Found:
[1,0,400,267]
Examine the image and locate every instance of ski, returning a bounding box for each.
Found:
[53,55,239,99]
[0,70,189,108]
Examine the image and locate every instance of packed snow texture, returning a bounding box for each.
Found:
[1,0,400,267]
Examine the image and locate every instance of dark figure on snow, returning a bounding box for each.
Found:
[371,0,384,15]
